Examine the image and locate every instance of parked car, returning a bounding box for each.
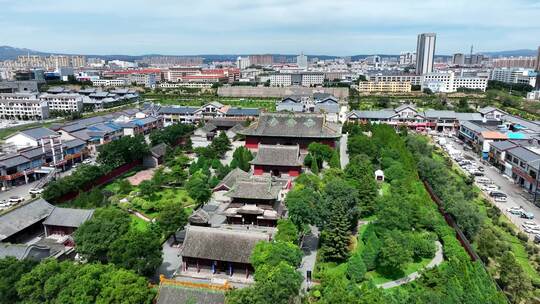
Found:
[29,188,44,195]
[522,222,540,230]
[0,200,10,209]
[534,234,540,244]
[482,184,499,192]
[521,212,535,219]
[9,196,24,204]
[507,207,524,215]
[476,177,493,184]
[489,191,507,198]
[524,226,540,234]
[82,159,92,164]
[494,196,507,202]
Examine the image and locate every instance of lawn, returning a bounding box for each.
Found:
[130,214,151,232]
[142,95,277,111]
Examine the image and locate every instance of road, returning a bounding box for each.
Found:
[300,225,319,291]
[340,134,349,169]
[442,137,540,237]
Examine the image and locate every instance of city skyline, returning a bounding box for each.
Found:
[1,0,539,56]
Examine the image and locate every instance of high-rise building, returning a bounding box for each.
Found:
[296,52,308,69]
[236,56,251,69]
[452,53,465,65]
[248,55,273,66]
[536,46,540,72]
[415,33,436,75]
[399,52,416,65]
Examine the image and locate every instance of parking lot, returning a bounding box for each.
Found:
[434,134,540,241]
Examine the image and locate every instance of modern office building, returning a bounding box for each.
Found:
[296,53,308,69]
[416,33,436,75]
[536,46,540,71]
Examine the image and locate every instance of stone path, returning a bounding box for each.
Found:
[300,225,320,291]
[377,241,443,289]
[340,134,349,169]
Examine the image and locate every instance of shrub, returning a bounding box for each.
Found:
[517,232,529,242]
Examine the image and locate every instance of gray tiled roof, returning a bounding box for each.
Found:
[225,107,260,116]
[239,113,341,139]
[348,110,397,120]
[226,177,281,200]
[395,104,417,112]
[0,155,30,168]
[478,106,505,115]
[460,121,488,133]
[489,141,518,151]
[180,226,269,264]
[20,147,46,159]
[507,146,540,163]
[63,138,86,149]
[42,207,94,228]
[156,285,225,304]
[0,243,52,260]
[159,106,198,115]
[18,127,58,140]
[251,144,301,167]
[455,113,483,121]
[0,199,55,241]
[214,168,250,191]
[424,110,456,119]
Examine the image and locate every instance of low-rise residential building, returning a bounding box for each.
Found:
[91,78,129,87]
[38,93,84,112]
[269,72,324,87]
[0,93,49,120]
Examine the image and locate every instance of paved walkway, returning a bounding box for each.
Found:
[340,134,349,169]
[300,225,319,291]
[377,241,443,289]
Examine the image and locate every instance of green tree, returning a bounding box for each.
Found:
[378,232,412,274]
[498,252,532,303]
[311,159,320,174]
[251,241,303,269]
[253,262,302,304]
[285,187,319,231]
[320,204,351,262]
[108,229,163,276]
[346,252,367,283]
[74,208,131,263]
[157,201,188,237]
[275,219,299,243]
[96,268,155,304]
[329,150,341,169]
[230,146,254,172]
[0,257,37,303]
[186,171,211,204]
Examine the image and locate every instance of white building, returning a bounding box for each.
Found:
[416,33,436,75]
[236,57,251,70]
[422,72,488,93]
[158,82,213,89]
[269,72,324,87]
[296,53,308,69]
[399,52,416,65]
[92,78,129,87]
[0,93,49,120]
[490,68,537,87]
[128,73,156,88]
[38,93,83,112]
[367,74,422,85]
[527,90,540,100]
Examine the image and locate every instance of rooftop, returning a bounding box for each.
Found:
[0,199,55,241]
[180,226,269,264]
[239,112,341,139]
[251,144,301,167]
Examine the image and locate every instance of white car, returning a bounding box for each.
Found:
[524,221,537,226]
[9,196,24,204]
[522,223,540,230]
[494,196,507,202]
[0,200,10,209]
[507,207,524,215]
[524,227,540,234]
[29,188,44,195]
[82,159,92,164]
[482,185,499,192]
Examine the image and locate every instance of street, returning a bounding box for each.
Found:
[441,137,540,238]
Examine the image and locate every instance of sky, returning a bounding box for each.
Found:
[1,0,539,56]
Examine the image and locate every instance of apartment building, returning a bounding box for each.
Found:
[422,72,488,93]
[0,93,49,120]
[358,81,412,93]
[490,68,537,87]
[38,93,84,112]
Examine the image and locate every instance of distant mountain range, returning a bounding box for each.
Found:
[0,45,537,62]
